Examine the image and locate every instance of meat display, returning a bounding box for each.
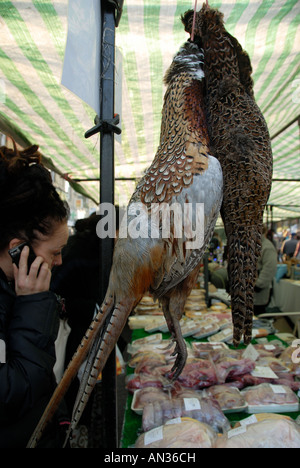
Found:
[215,357,256,383]
[242,383,299,406]
[132,387,170,412]
[128,333,300,448]
[142,397,231,433]
[135,418,217,448]
[215,416,300,448]
[125,287,300,447]
[128,351,167,369]
[175,360,218,388]
[234,372,300,391]
[206,385,246,411]
[126,373,170,392]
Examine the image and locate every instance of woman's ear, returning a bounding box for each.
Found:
[8,238,24,250]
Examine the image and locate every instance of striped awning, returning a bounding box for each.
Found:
[0,0,299,222]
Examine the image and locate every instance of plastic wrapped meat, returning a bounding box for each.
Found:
[135,418,217,448]
[215,357,256,383]
[192,343,242,363]
[215,417,300,448]
[242,383,299,406]
[206,385,246,411]
[171,382,204,400]
[142,397,231,433]
[180,319,209,338]
[176,360,219,388]
[279,345,300,376]
[208,326,233,343]
[125,373,170,393]
[192,342,228,361]
[132,387,170,412]
[128,341,174,358]
[192,320,220,339]
[255,356,289,373]
[128,351,166,369]
[127,334,163,353]
[254,342,285,357]
[234,372,300,391]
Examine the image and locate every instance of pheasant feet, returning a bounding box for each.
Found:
[168,338,188,381]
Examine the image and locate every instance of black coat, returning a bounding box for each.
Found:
[0,269,68,448]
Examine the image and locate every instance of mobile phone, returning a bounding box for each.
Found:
[8,242,37,274]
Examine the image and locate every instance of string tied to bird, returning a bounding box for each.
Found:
[191,0,209,42]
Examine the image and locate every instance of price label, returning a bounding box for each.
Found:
[251,366,278,379]
[144,426,163,446]
[227,426,247,439]
[242,344,259,362]
[270,384,287,394]
[184,398,201,411]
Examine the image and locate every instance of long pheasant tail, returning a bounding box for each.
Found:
[228,227,261,346]
[64,297,135,444]
[26,294,115,448]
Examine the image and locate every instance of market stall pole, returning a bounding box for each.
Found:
[85,0,123,448]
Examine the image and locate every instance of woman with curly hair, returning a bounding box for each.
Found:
[0,139,69,447]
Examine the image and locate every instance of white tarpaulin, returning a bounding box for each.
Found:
[0,0,299,222]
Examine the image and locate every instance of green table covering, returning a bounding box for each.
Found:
[120,329,300,448]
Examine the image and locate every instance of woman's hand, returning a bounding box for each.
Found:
[13,245,51,295]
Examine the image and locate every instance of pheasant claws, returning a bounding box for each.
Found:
[166,341,187,381]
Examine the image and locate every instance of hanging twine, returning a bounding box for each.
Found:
[191,0,197,42]
[191,0,209,42]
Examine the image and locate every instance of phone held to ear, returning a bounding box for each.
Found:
[8,242,37,274]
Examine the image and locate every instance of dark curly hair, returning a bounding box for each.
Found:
[0,139,69,251]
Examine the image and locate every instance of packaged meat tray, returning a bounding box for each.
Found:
[145,317,168,333]
[192,321,220,339]
[128,351,166,369]
[179,319,207,338]
[125,372,170,393]
[241,383,300,413]
[127,333,163,354]
[128,315,165,331]
[131,387,170,415]
[215,415,300,448]
[135,418,217,448]
[127,340,174,360]
[208,326,233,343]
[185,310,205,319]
[192,342,228,360]
[142,397,231,433]
[204,312,232,330]
[205,385,247,413]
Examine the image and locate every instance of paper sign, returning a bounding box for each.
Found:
[243,344,259,362]
[184,398,201,411]
[251,366,278,379]
[144,426,163,445]
[239,415,258,426]
[270,384,287,394]
[62,0,101,115]
[165,418,182,425]
[227,426,247,439]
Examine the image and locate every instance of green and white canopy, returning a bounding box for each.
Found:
[0,0,299,222]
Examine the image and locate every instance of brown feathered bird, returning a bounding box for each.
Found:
[27,39,223,447]
[182,4,273,347]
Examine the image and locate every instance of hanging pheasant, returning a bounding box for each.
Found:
[182,4,273,347]
[27,35,223,447]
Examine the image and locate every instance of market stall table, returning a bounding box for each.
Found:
[120,328,300,448]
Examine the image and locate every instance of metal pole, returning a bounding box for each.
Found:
[99,0,117,448]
